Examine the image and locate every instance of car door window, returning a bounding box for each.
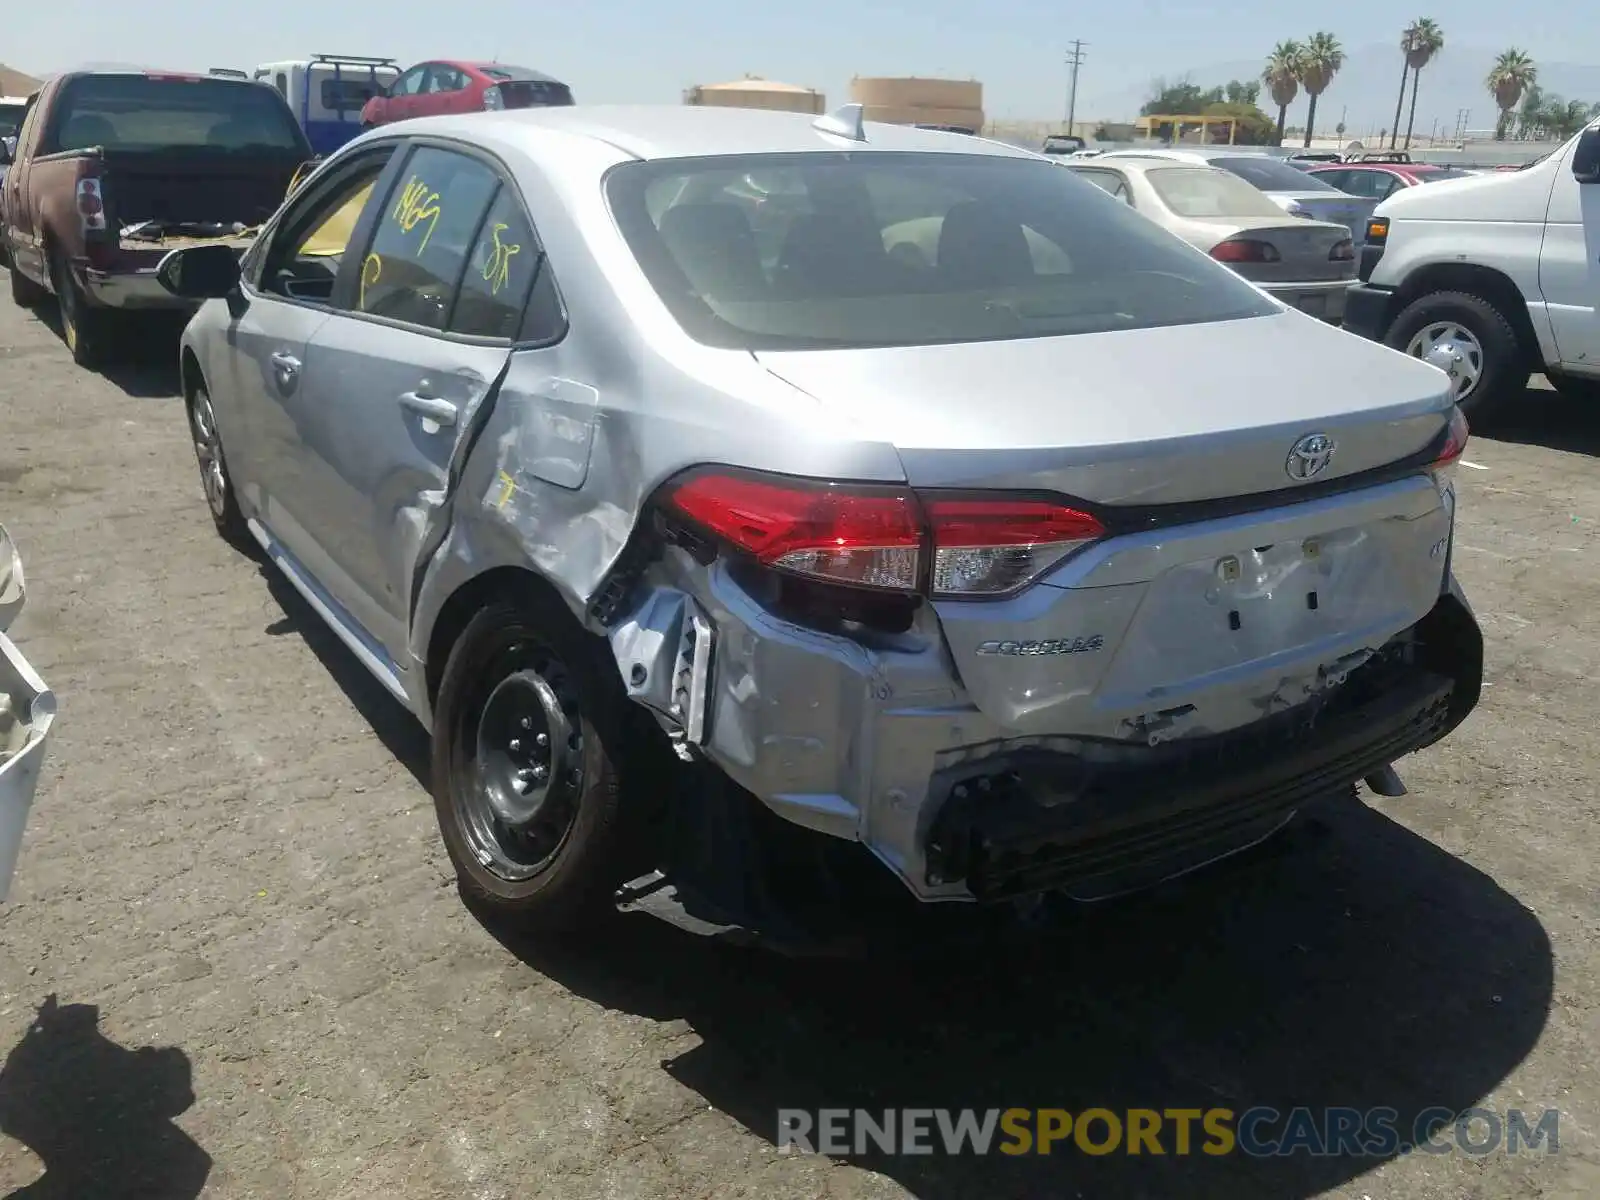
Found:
[426,67,467,94]
[451,183,548,339]
[254,147,398,301]
[391,66,428,97]
[1313,169,1349,192]
[354,144,499,330]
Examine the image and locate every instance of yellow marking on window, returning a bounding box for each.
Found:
[391,174,442,253]
[495,469,516,508]
[482,222,522,295]
[360,253,382,308]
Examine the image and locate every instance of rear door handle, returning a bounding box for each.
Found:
[399,390,457,427]
[269,350,300,390]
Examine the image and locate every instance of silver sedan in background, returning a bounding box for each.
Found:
[1065,155,1356,322]
[1097,146,1379,242]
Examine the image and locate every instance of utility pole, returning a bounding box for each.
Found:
[1065,40,1086,134]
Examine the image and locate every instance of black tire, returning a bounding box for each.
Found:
[431,594,638,931]
[186,378,252,552]
[1383,290,1529,420]
[49,247,113,368]
[8,256,46,307]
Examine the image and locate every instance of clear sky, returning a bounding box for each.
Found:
[4,0,1583,122]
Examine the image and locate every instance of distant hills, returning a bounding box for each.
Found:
[1079,42,1600,137]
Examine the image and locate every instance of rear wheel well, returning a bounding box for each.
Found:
[424,567,579,708]
[1393,264,1541,368]
[180,346,203,399]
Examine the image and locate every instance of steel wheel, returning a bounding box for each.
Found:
[1406,321,1483,403]
[188,386,229,520]
[459,647,586,882]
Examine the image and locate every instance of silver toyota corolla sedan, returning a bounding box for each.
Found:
[159,103,1483,946]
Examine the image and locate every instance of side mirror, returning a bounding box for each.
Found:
[1573,125,1600,184]
[156,243,241,300]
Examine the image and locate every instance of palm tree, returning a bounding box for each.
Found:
[1299,32,1345,148]
[1261,41,1304,146]
[1487,49,1537,140]
[1402,18,1444,149]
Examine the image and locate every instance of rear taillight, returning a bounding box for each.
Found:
[74,169,106,232]
[924,497,1103,597]
[662,469,1106,599]
[482,85,503,111]
[666,471,923,592]
[1210,238,1280,264]
[1329,238,1355,261]
[1430,405,1469,487]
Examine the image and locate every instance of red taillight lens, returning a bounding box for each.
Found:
[74,175,106,231]
[666,471,923,592]
[1329,238,1355,261]
[1430,405,1469,486]
[1210,238,1279,264]
[663,469,1108,598]
[924,497,1104,597]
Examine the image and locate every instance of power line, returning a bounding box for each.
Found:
[1065,40,1087,131]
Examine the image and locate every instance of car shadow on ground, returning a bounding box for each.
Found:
[255,562,431,788]
[30,307,183,400]
[487,801,1553,1198]
[0,995,211,1199]
[1476,380,1600,456]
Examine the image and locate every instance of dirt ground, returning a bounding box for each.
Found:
[1,294,1598,1200]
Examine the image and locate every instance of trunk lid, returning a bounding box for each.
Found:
[759,314,1457,740]
[1274,191,1377,242]
[1200,218,1354,284]
[756,309,1452,506]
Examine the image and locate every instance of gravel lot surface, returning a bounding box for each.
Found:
[0,294,1597,1199]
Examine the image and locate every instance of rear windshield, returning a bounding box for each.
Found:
[49,75,307,155]
[1145,166,1287,218]
[1211,156,1341,193]
[1417,167,1473,182]
[0,103,24,138]
[604,151,1277,351]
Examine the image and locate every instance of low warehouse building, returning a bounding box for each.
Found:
[683,75,825,114]
[849,75,984,132]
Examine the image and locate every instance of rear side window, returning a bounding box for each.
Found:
[48,75,306,154]
[605,151,1276,351]
[318,76,387,113]
[356,145,499,330]
[450,185,543,339]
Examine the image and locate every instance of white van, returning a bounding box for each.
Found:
[1341,120,1600,417]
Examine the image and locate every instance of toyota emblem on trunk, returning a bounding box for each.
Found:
[1286,433,1336,480]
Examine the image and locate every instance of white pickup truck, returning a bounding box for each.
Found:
[1341,120,1600,417]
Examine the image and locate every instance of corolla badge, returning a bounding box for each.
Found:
[1285,432,1336,481]
[975,636,1104,657]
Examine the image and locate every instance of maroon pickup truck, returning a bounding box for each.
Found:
[0,69,312,367]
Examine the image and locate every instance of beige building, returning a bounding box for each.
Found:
[683,75,825,115]
[849,76,984,131]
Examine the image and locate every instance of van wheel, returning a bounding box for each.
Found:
[50,249,111,368]
[1384,290,1528,420]
[430,595,636,932]
[8,258,46,307]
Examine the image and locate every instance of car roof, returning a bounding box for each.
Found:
[1070,155,1221,174]
[401,104,1042,163]
[452,61,565,83]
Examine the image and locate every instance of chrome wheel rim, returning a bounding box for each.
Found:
[462,655,585,882]
[1406,321,1484,402]
[188,389,228,518]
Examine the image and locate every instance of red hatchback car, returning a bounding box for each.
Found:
[359,60,573,128]
[1303,161,1475,202]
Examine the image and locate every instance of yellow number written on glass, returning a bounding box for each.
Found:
[391,175,441,253]
[482,222,522,296]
